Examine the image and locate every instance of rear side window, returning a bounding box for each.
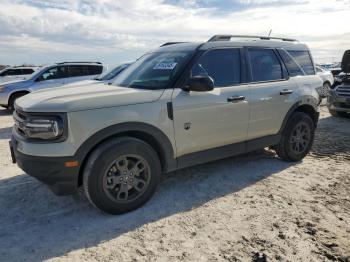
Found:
[88,65,103,75]
[277,49,305,77]
[21,69,34,75]
[68,65,87,77]
[287,50,315,75]
[191,49,241,87]
[248,49,283,82]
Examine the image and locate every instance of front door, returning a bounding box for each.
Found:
[33,66,68,91]
[172,48,250,158]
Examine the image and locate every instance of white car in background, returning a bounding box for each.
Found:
[0,62,105,110]
[62,63,132,88]
[96,63,131,84]
[0,66,40,83]
[315,66,334,98]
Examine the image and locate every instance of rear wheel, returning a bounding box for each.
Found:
[276,112,315,162]
[329,109,349,118]
[83,137,161,215]
[8,92,28,111]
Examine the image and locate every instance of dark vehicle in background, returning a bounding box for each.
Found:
[327,50,350,117]
[333,71,347,88]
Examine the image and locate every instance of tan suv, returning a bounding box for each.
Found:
[9,35,322,214]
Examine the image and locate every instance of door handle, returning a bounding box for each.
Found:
[280,89,293,95]
[227,95,246,102]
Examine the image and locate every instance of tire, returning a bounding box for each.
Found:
[329,109,349,118]
[8,92,27,111]
[275,112,315,162]
[83,137,161,215]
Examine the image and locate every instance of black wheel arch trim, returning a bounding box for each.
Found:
[74,122,177,175]
[279,100,319,134]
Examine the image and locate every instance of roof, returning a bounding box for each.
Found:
[158,35,309,52]
[201,39,309,51]
[8,66,39,69]
[55,61,102,65]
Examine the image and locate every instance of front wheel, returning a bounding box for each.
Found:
[83,137,161,215]
[275,112,315,162]
[8,92,27,111]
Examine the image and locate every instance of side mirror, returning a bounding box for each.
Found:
[184,76,214,92]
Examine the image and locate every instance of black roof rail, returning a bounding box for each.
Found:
[208,35,298,42]
[56,61,102,65]
[160,42,188,47]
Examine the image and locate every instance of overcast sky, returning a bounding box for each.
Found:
[0,0,349,66]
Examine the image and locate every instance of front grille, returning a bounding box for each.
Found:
[336,85,350,97]
[13,109,27,137]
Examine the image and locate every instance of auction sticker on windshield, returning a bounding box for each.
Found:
[153,63,177,70]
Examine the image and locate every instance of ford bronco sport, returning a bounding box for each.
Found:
[9,35,322,214]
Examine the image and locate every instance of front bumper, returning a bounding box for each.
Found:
[0,91,9,106]
[327,94,350,113]
[9,137,79,195]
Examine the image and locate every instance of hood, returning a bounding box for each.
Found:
[1,78,30,86]
[61,79,102,88]
[16,83,164,112]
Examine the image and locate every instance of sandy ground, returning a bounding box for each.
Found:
[0,106,349,262]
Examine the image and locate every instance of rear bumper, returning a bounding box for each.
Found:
[10,137,79,195]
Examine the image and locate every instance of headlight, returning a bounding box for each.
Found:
[0,85,5,93]
[14,111,67,142]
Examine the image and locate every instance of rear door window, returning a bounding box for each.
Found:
[21,69,35,75]
[277,49,305,77]
[248,48,283,82]
[191,48,241,87]
[88,65,103,75]
[287,50,315,75]
[68,65,86,77]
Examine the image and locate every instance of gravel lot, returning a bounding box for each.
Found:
[0,106,349,262]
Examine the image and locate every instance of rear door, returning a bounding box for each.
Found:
[65,65,88,84]
[88,65,103,79]
[172,48,250,157]
[246,48,299,140]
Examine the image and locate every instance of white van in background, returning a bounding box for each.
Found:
[0,66,40,83]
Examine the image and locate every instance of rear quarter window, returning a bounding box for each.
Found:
[277,49,305,77]
[287,50,315,75]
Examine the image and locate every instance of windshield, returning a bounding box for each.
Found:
[97,63,130,81]
[113,51,194,90]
